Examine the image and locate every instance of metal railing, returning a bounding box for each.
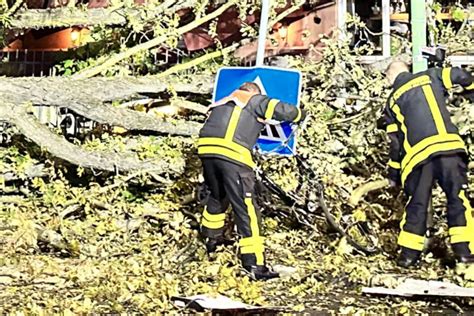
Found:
[0,49,59,77]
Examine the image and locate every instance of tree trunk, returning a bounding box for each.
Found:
[9,1,200,28]
[0,103,186,174]
[0,76,214,174]
[0,76,211,136]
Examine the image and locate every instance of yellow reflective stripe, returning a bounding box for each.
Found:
[392,75,431,102]
[398,230,425,251]
[401,140,465,185]
[201,218,225,229]
[244,197,264,265]
[388,160,401,169]
[225,106,242,140]
[450,226,472,244]
[422,85,447,135]
[240,244,265,254]
[402,134,463,169]
[400,134,465,185]
[466,83,474,91]
[460,190,474,253]
[386,124,398,133]
[450,226,467,236]
[203,209,226,222]
[293,108,302,122]
[442,68,453,89]
[391,104,411,153]
[239,236,265,247]
[264,99,280,120]
[198,137,250,155]
[198,146,256,168]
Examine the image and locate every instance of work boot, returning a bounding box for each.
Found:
[204,237,234,254]
[396,248,421,268]
[452,243,474,264]
[243,265,280,281]
[455,254,474,264]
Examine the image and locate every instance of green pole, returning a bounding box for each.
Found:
[411,0,428,73]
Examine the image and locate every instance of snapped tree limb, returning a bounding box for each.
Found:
[0,103,185,174]
[0,76,211,136]
[8,1,200,29]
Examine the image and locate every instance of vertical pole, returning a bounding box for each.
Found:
[411,0,428,73]
[256,0,270,67]
[381,0,391,58]
[337,0,347,41]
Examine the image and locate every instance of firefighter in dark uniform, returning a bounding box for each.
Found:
[384,61,474,268]
[198,82,306,280]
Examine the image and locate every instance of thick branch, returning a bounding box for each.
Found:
[0,103,185,174]
[74,1,237,79]
[2,163,46,182]
[349,179,390,206]
[0,76,211,136]
[8,1,199,29]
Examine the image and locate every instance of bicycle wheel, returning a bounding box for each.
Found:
[256,154,380,255]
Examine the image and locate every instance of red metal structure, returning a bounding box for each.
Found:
[1,1,337,76]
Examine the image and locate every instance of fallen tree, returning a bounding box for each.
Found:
[7,1,201,29]
[0,1,473,315]
[0,76,212,173]
[0,75,211,135]
[1,102,186,174]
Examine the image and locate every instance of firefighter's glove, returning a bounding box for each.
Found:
[299,109,308,122]
[388,167,401,187]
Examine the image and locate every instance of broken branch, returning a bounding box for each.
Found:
[0,103,185,174]
[73,1,237,79]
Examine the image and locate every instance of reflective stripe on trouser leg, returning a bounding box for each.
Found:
[201,205,226,238]
[398,195,426,251]
[398,163,434,252]
[238,197,265,265]
[449,190,474,253]
[201,207,226,229]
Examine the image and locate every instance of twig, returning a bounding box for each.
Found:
[74,1,237,79]
[326,108,373,125]
[269,0,306,27]
[156,45,236,79]
[0,196,25,205]
[98,171,143,193]
[2,0,24,22]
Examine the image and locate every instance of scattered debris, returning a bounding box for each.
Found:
[171,294,280,312]
[363,278,474,298]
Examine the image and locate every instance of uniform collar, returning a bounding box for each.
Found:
[393,71,412,89]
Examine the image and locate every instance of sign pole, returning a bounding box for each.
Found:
[255,0,270,67]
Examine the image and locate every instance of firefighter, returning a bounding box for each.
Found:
[197,82,306,280]
[384,61,474,268]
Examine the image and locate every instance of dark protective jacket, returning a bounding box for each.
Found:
[385,67,474,186]
[198,90,305,168]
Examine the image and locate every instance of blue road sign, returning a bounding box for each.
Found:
[213,66,302,156]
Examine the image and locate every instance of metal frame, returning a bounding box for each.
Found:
[338,0,391,63]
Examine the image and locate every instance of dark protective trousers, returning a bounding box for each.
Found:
[398,154,473,255]
[200,158,265,266]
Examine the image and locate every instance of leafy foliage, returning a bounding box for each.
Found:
[1,1,474,314]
